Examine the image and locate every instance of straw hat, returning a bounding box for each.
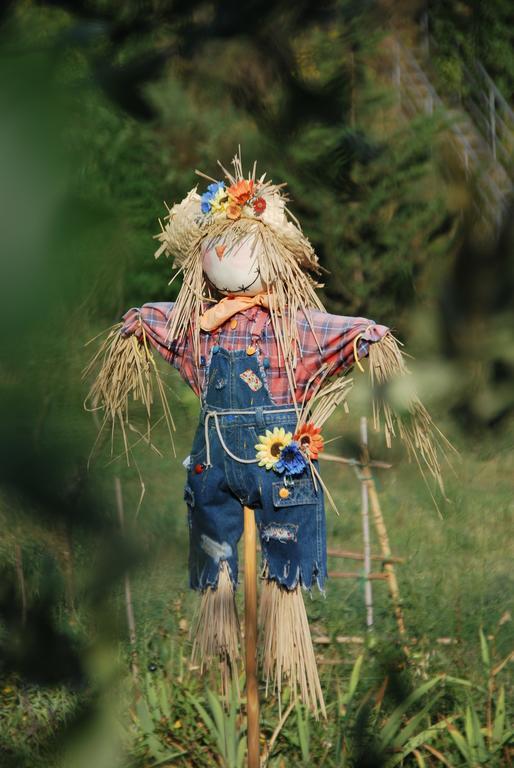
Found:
[154,150,321,277]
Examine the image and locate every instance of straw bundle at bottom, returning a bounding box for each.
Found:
[191,561,241,700]
[259,578,326,718]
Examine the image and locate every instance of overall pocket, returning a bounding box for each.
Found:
[272,478,320,507]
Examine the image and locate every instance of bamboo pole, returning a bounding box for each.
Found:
[357,437,408,644]
[243,506,260,768]
[360,418,374,632]
[327,548,404,564]
[14,542,27,626]
[114,476,139,681]
[367,481,408,641]
[61,524,76,616]
[329,571,388,581]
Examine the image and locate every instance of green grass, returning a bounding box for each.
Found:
[114,369,513,661]
[1,365,513,766]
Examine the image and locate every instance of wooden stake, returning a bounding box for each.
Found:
[367,480,408,641]
[115,476,139,682]
[14,542,27,626]
[61,524,76,616]
[243,506,260,768]
[360,418,374,632]
[357,426,408,645]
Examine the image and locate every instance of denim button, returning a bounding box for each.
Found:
[212,345,220,353]
[263,357,270,369]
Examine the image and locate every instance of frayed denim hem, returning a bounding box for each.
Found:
[190,556,238,592]
[260,558,327,596]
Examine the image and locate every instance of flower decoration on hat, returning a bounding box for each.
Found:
[255,428,292,470]
[293,422,325,460]
[199,176,267,222]
[154,150,322,281]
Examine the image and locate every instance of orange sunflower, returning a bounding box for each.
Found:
[293,422,324,459]
[227,179,255,205]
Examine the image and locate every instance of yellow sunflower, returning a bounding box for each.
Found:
[255,427,292,470]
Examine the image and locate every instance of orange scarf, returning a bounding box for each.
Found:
[200,293,273,332]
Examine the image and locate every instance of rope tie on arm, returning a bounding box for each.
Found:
[353,324,377,373]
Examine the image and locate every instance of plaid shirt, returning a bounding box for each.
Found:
[121,302,389,406]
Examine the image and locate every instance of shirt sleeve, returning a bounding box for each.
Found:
[298,308,390,376]
[121,302,183,368]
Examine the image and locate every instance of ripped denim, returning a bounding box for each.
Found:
[184,407,327,593]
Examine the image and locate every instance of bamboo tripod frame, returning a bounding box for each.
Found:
[321,417,407,642]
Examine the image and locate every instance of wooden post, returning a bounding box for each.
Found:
[243,506,260,768]
[14,542,27,626]
[360,418,374,632]
[367,481,408,642]
[115,476,139,682]
[489,86,496,160]
[357,441,408,646]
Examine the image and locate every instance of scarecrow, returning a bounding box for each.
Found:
[85,152,448,716]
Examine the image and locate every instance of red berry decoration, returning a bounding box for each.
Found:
[194,463,204,474]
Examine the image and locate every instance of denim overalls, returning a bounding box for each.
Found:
[184,345,327,593]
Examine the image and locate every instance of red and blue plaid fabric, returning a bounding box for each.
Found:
[121,302,389,406]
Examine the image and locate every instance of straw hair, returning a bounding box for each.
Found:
[368,333,455,497]
[83,323,175,461]
[259,578,326,718]
[191,561,242,700]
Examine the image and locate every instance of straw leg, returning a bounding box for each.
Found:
[244,506,260,768]
[191,560,241,700]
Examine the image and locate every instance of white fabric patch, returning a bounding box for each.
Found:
[200,534,233,563]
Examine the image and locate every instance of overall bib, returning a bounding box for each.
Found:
[184,345,327,593]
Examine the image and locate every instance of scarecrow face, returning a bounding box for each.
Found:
[201,232,265,296]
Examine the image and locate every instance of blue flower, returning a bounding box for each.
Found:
[207,181,225,195]
[273,441,307,476]
[201,197,212,214]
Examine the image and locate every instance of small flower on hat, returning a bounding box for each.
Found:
[253,196,266,215]
[210,187,229,213]
[200,181,226,214]
[226,202,242,220]
[227,179,254,205]
[293,422,324,459]
[274,441,307,476]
